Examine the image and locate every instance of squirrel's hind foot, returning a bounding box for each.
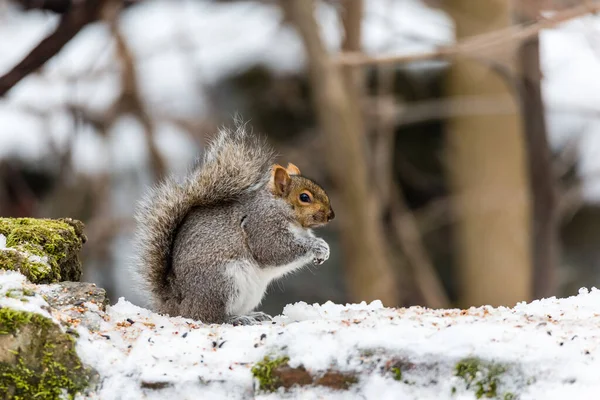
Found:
[227,312,273,326]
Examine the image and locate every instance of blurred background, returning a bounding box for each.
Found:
[1,0,600,315]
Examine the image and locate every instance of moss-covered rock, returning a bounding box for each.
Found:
[0,307,93,399]
[0,218,86,283]
[0,307,51,336]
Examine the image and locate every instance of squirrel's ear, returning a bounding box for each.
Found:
[272,166,291,196]
[286,163,301,176]
[271,164,284,181]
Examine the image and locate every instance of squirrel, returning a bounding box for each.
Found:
[132,122,335,325]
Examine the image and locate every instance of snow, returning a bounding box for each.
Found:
[4,269,600,397]
[69,287,600,399]
[0,235,51,269]
[0,271,54,318]
[80,289,600,398]
[25,253,48,265]
[540,14,600,201]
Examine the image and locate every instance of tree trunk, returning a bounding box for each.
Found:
[516,8,559,300]
[445,0,533,307]
[283,0,399,306]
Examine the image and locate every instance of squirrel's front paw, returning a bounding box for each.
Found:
[311,238,330,265]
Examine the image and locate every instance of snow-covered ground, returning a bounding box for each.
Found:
[3,270,600,399]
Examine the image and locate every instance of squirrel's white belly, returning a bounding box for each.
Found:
[224,256,312,316]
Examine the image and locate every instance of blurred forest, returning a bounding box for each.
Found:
[2,0,600,314]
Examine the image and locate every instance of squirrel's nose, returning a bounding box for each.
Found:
[327,208,335,221]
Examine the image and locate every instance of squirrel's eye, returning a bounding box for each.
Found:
[299,193,311,203]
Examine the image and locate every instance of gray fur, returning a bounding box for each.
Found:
[132,122,329,324]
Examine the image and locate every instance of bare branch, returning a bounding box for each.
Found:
[0,0,105,96]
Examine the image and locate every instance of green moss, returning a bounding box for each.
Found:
[504,393,515,400]
[251,356,290,392]
[0,348,88,400]
[0,218,84,283]
[455,358,507,399]
[5,288,34,300]
[0,307,51,335]
[384,359,417,384]
[0,250,51,283]
[0,308,91,399]
[391,367,402,381]
[5,290,20,299]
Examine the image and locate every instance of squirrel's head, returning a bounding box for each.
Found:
[270,163,335,228]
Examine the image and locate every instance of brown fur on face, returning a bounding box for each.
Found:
[271,164,334,228]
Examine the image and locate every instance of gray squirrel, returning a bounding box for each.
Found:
[132,122,334,325]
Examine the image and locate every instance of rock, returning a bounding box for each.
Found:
[41,281,109,332]
[0,218,87,284]
[0,273,97,399]
[0,306,94,399]
[43,282,109,311]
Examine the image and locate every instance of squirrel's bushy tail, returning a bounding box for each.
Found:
[132,121,275,306]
